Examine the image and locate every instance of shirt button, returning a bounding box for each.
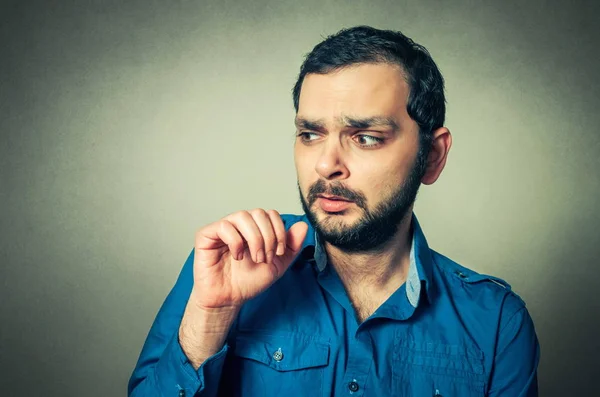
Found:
[178,390,186,397]
[348,381,359,392]
[272,348,284,362]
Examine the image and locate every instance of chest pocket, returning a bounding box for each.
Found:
[392,340,487,397]
[226,331,330,397]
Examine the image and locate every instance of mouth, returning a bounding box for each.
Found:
[316,194,354,213]
[317,194,353,202]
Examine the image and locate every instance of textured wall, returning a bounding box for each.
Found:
[1,0,598,395]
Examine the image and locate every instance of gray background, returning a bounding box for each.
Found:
[1,0,599,396]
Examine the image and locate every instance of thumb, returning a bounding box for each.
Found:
[272,221,309,275]
[286,221,309,254]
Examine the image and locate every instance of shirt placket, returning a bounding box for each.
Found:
[337,330,373,397]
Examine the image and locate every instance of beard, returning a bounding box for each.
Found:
[298,156,424,253]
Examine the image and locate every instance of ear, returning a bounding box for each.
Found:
[421,127,452,185]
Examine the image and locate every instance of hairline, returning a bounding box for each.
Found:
[294,61,412,112]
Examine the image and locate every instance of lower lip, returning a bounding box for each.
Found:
[318,198,353,212]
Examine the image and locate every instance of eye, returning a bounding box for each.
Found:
[297,131,321,143]
[354,134,384,148]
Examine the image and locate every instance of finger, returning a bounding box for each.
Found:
[249,208,277,264]
[224,211,264,263]
[195,219,245,260]
[265,209,286,257]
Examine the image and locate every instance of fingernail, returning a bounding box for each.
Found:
[237,250,244,261]
[276,243,285,256]
[266,250,274,264]
[256,249,265,263]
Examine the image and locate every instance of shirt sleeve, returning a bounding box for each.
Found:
[127,250,229,397]
[487,305,541,397]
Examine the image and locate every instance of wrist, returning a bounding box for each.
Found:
[189,287,242,314]
[177,291,240,369]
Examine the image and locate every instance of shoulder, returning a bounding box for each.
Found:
[430,249,527,317]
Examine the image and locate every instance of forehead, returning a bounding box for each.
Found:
[297,63,410,121]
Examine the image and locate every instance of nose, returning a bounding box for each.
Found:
[315,140,349,181]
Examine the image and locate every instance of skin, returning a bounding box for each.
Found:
[294,63,452,320]
[179,210,308,369]
[178,62,452,368]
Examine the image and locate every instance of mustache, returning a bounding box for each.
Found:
[307,180,367,208]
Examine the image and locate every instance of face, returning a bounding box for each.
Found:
[294,63,425,253]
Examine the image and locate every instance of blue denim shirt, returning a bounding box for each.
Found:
[128,213,540,396]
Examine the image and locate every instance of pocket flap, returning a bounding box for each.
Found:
[395,341,485,375]
[233,331,330,371]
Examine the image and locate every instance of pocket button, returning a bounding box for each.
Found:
[272,347,284,362]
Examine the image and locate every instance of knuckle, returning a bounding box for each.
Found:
[249,208,267,218]
[224,211,237,219]
[218,220,231,232]
[226,210,249,220]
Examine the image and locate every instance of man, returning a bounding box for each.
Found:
[128,26,540,396]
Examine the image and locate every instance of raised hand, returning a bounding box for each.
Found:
[190,209,308,310]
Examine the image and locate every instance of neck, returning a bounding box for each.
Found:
[324,211,414,291]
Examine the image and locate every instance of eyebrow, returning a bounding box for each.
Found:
[341,115,399,131]
[294,117,326,131]
[294,115,399,132]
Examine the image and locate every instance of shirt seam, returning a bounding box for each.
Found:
[498,306,527,335]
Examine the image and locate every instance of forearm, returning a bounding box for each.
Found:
[128,253,234,397]
[178,288,240,370]
[129,331,230,397]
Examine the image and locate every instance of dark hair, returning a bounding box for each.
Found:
[292,26,446,170]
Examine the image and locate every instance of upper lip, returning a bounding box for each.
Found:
[318,194,352,202]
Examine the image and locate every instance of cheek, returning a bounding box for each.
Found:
[293,148,304,173]
[294,152,313,192]
[358,164,405,198]
[294,147,317,176]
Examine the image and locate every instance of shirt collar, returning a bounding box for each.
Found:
[295,212,434,306]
